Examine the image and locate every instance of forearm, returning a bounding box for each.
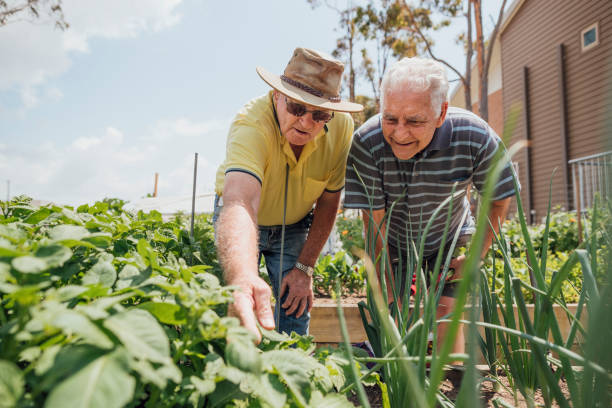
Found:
[296,191,341,266]
[217,203,260,283]
[479,197,511,259]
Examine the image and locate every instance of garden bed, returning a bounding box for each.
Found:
[350,369,571,407]
[310,299,586,348]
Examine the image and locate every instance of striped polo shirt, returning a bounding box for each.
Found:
[344,107,518,257]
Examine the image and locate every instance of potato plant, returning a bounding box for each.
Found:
[0,197,356,408]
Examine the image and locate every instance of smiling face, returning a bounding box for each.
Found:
[381,88,448,160]
[273,91,329,146]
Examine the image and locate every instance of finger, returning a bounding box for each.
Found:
[229,293,261,343]
[295,297,307,318]
[252,284,275,331]
[307,293,313,313]
[280,278,288,300]
[285,296,301,316]
[282,294,294,309]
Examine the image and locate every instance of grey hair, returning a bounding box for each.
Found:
[380,57,449,116]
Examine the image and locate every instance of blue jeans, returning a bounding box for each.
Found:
[213,195,312,335]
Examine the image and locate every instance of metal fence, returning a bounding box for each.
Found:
[569,150,612,214]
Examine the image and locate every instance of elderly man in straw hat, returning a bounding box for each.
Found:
[213,48,363,342]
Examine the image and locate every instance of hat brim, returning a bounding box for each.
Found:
[256,66,364,113]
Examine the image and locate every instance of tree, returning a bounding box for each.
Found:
[402,0,508,121]
[307,0,358,102]
[353,0,424,107]
[0,0,68,29]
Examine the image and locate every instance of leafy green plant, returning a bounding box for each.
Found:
[313,251,365,297]
[478,180,612,407]
[0,198,355,407]
[336,211,364,253]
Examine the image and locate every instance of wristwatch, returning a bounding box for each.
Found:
[294,262,314,277]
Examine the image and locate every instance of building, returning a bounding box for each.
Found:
[500,0,611,222]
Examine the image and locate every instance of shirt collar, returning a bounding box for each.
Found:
[423,117,453,154]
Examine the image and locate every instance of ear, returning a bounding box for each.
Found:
[435,102,448,128]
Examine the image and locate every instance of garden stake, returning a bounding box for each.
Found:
[190,152,198,240]
[276,163,289,330]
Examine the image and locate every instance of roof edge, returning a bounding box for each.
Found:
[499,0,526,35]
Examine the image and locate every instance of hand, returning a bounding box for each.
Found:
[280,268,314,318]
[447,255,466,282]
[227,275,275,344]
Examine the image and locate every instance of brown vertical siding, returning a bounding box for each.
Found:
[501,0,612,221]
[471,88,504,137]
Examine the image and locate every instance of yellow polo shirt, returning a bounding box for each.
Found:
[215,92,353,226]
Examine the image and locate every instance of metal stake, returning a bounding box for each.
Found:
[190,153,198,239]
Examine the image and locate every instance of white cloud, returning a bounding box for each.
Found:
[2,117,226,206]
[0,0,183,108]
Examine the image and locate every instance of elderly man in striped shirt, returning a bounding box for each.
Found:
[344,57,518,355]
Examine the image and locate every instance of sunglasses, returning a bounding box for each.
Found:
[284,97,334,123]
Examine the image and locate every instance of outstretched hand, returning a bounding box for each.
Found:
[447,254,466,282]
[280,268,314,318]
[227,275,275,344]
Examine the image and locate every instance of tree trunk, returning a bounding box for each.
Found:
[349,18,355,102]
[464,1,473,111]
[472,0,487,121]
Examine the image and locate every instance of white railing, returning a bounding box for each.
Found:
[569,150,612,213]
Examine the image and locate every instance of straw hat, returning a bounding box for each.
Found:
[256,47,363,113]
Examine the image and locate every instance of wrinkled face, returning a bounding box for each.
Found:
[381,89,447,160]
[274,91,329,146]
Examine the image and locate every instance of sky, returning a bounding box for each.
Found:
[0,0,503,206]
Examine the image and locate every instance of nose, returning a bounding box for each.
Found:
[298,112,317,128]
[393,124,412,141]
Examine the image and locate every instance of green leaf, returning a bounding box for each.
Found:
[0,245,26,258]
[55,285,88,301]
[61,208,85,225]
[0,224,27,244]
[129,358,181,389]
[45,349,135,408]
[309,390,353,407]
[103,309,170,363]
[11,244,72,274]
[225,340,262,374]
[35,244,72,268]
[48,225,91,241]
[12,255,48,274]
[115,264,151,290]
[52,310,114,349]
[262,350,322,406]
[137,302,187,325]
[190,375,216,398]
[83,233,112,248]
[82,260,116,287]
[23,207,52,224]
[0,360,24,408]
[244,373,287,408]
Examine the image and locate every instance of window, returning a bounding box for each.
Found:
[581,22,599,52]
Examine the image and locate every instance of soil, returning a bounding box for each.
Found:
[347,369,571,407]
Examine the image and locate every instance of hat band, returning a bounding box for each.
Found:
[280,75,341,103]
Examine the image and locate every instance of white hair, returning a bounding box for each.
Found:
[380,57,449,115]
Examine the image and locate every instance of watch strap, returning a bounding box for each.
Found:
[295,262,314,277]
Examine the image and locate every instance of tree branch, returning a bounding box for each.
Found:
[402,2,466,84]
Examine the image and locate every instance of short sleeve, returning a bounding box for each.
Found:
[471,128,520,200]
[325,114,354,192]
[344,134,385,210]
[223,119,269,185]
